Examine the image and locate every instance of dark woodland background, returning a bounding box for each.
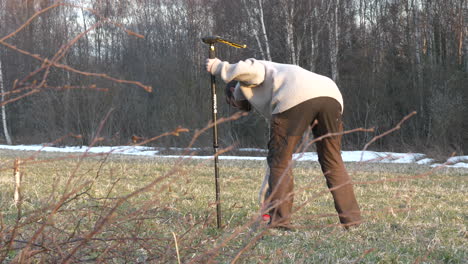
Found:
[0,0,466,155]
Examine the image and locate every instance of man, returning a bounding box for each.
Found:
[206,58,361,229]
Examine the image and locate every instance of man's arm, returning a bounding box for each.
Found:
[206,58,265,86]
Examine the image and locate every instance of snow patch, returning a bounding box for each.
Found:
[0,145,466,169]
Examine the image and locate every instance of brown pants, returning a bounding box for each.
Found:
[266,97,361,226]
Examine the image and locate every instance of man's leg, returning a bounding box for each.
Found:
[265,99,320,226]
[312,98,361,226]
[266,116,303,227]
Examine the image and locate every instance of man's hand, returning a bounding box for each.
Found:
[205,58,216,73]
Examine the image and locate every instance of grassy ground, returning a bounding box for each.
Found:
[0,150,466,263]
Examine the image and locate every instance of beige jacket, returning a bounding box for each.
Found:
[210,58,344,118]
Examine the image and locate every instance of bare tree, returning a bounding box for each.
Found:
[329,0,340,82]
[308,0,331,71]
[241,0,272,61]
[0,0,465,152]
[0,58,12,145]
[280,0,297,64]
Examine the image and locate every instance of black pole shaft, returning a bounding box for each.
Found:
[209,44,222,229]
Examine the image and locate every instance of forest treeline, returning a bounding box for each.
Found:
[0,0,466,154]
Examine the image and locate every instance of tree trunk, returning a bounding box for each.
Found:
[257,0,271,61]
[458,0,465,66]
[242,0,271,61]
[282,0,296,64]
[309,0,331,72]
[329,0,340,82]
[413,0,424,115]
[242,0,265,59]
[0,59,12,145]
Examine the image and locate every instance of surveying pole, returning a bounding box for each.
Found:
[201,36,246,229]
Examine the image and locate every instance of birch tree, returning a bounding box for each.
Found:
[280,0,297,64]
[329,0,340,82]
[0,58,12,145]
[241,0,271,61]
[309,0,331,71]
[0,0,12,145]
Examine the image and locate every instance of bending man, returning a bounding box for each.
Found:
[206,58,361,229]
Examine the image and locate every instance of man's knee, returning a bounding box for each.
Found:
[269,167,293,186]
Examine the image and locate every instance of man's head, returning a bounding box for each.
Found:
[225,80,252,111]
[225,80,237,103]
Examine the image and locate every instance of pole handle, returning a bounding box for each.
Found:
[209,44,216,59]
[202,36,247,49]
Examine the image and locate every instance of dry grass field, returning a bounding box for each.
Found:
[0,149,466,263]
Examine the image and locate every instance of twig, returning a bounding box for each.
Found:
[0,3,64,42]
[360,111,417,160]
[172,232,181,264]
